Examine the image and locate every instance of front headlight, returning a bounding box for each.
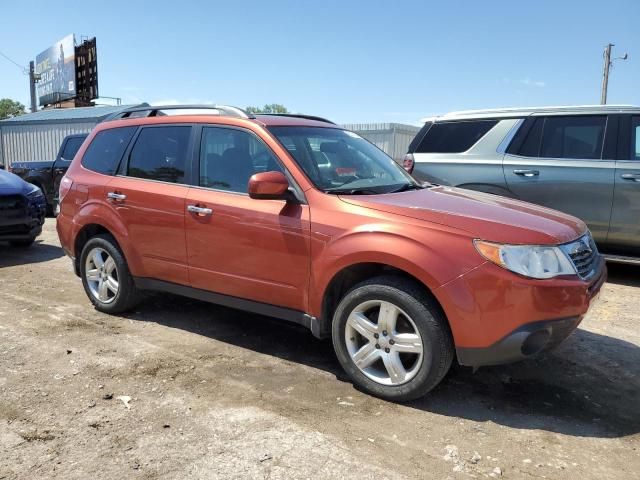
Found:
[474,240,576,279]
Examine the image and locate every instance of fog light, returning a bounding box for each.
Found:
[521,329,551,356]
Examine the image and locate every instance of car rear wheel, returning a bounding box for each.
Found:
[80,234,141,314]
[332,276,454,401]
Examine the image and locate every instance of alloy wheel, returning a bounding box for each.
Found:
[85,247,119,304]
[344,299,424,386]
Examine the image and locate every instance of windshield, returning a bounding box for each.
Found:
[268,126,420,194]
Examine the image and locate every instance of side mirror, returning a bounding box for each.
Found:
[248,171,290,200]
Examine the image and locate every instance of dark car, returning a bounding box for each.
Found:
[10,133,87,215]
[0,169,47,247]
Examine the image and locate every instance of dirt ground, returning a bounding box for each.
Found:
[0,219,638,479]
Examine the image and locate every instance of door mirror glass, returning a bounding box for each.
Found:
[248,171,290,200]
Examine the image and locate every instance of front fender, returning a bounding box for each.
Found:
[309,227,482,317]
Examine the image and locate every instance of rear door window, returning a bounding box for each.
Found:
[81,127,137,175]
[632,117,640,160]
[539,116,606,160]
[415,120,498,153]
[127,126,191,184]
[61,136,86,160]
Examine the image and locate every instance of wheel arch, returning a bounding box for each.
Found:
[70,203,138,277]
[317,261,449,339]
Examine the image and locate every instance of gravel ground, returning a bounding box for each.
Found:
[0,219,638,479]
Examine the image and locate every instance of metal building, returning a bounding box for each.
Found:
[0,105,136,168]
[341,123,421,163]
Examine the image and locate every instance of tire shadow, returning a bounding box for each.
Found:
[605,262,640,287]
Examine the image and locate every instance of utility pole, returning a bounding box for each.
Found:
[600,43,628,105]
[29,61,38,113]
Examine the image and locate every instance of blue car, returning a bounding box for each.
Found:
[0,168,47,247]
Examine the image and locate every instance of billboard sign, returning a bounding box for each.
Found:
[35,34,76,106]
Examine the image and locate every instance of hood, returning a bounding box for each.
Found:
[339,185,586,245]
[0,169,30,195]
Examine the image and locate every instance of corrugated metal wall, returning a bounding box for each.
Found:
[0,120,420,167]
[0,122,96,166]
[342,123,421,163]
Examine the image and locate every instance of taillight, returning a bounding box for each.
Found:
[402,153,415,174]
[59,175,73,203]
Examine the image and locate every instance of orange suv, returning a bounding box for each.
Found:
[57,105,605,401]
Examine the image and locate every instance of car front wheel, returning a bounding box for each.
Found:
[332,276,454,402]
[80,234,140,314]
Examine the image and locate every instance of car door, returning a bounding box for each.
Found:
[185,125,310,312]
[503,115,615,244]
[105,124,194,285]
[607,115,640,255]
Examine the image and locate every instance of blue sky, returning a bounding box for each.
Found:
[1,0,639,124]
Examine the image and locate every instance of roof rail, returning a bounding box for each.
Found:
[256,113,336,125]
[104,104,255,121]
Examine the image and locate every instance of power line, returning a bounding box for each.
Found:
[0,50,28,74]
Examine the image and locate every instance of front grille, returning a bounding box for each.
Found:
[0,195,26,216]
[561,234,599,280]
[0,224,30,234]
[0,195,25,209]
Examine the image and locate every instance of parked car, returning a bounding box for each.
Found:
[404,105,640,263]
[10,133,88,215]
[0,168,46,247]
[57,105,605,401]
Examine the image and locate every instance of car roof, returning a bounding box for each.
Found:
[427,104,640,122]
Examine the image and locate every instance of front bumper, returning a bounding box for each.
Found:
[456,315,584,366]
[0,194,46,241]
[435,255,606,367]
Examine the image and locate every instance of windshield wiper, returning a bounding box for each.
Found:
[389,183,425,193]
[324,188,382,195]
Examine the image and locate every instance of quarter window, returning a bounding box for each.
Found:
[516,118,544,157]
[199,127,283,193]
[415,120,498,153]
[127,126,191,184]
[81,127,136,175]
[539,116,606,160]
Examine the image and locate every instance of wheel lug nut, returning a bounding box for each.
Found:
[374,333,379,339]
[389,339,395,345]
[382,330,388,336]
[384,347,390,353]
[375,344,380,349]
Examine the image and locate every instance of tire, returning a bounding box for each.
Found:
[332,275,454,402]
[9,237,36,248]
[79,234,141,314]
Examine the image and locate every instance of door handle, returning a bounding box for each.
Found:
[621,173,640,182]
[187,204,213,216]
[107,192,127,201]
[513,169,540,177]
